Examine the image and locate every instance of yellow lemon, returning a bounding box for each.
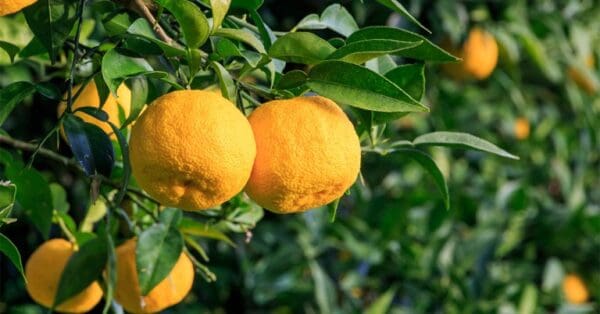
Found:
[129,90,256,210]
[563,274,589,304]
[57,80,131,139]
[0,0,37,16]
[245,96,361,213]
[114,239,195,314]
[25,238,103,313]
[443,27,499,80]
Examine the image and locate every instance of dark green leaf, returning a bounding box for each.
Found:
[101,48,153,95]
[159,208,182,229]
[49,183,69,213]
[384,63,425,100]
[75,107,109,122]
[63,114,115,176]
[327,39,421,64]
[18,36,48,58]
[214,28,266,53]
[53,237,107,308]
[0,41,20,63]
[127,19,186,57]
[269,32,335,64]
[23,0,77,62]
[107,121,130,205]
[365,287,396,314]
[155,0,210,48]
[35,82,61,100]
[375,0,430,33]
[102,231,116,314]
[0,82,36,125]
[121,36,164,56]
[397,149,449,209]
[122,76,148,128]
[348,27,459,62]
[0,234,25,282]
[6,167,53,238]
[293,3,358,37]
[230,0,262,10]
[136,225,184,295]
[210,61,236,102]
[307,60,428,113]
[276,70,308,90]
[103,12,133,36]
[413,132,519,160]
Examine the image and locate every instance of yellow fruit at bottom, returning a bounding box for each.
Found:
[563,274,589,304]
[245,96,361,213]
[0,0,37,16]
[568,55,597,94]
[114,239,195,314]
[57,81,132,139]
[514,117,530,140]
[442,27,499,80]
[129,90,256,210]
[25,238,103,313]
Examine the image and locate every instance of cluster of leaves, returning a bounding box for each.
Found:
[1,0,573,312]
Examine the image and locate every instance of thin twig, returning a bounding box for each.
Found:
[130,0,174,44]
[66,0,87,113]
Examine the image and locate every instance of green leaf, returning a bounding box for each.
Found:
[309,261,335,314]
[106,121,130,205]
[6,167,53,238]
[327,198,340,223]
[0,183,17,226]
[0,234,25,282]
[397,149,449,210]
[102,231,116,314]
[101,48,153,95]
[136,224,184,295]
[159,208,182,229]
[384,63,425,100]
[122,76,148,128]
[0,82,36,125]
[54,237,107,308]
[276,70,308,90]
[23,0,77,62]
[365,287,396,314]
[413,132,519,160]
[0,41,20,63]
[35,82,61,100]
[213,28,266,53]
[210,0,231,32]
[230,0,262,10]
[49,183,69,213]
[80,199,107,233]
[307,60,428,113]
[126,19,186,57]
[63,114,115,176]
[75,107,109,121]
[121,36,164,56]
[180,217,235,247]
[103,12,133,36]
[518,284,538,314]
[215,38,269,68]
[210,61,237,102]
[293,3,359,37]
[269,32,335,64]
[327,39,421,64]
[348,26,459,62]
[375,0,430,33]
[154,0,210,48]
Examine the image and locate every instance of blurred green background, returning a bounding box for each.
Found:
[1,0,598,313]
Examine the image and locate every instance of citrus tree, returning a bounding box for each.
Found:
[0,0,552,312]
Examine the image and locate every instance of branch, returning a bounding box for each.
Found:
[0,134,159,204]
[130,0,175,45]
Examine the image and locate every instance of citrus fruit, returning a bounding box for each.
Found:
[443,27,499,80]
[114,238,195,314]
[514,117,530,140]
[25,238,103,313]
[57,80,131,139]
[245,96,361,213]
[0,0,37,16]
[563,274,589,304]
[129,90,256,211]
